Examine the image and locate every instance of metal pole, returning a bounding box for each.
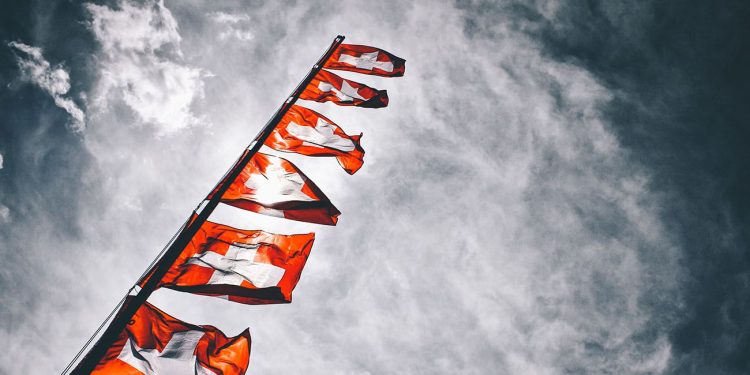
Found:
[69,35,345,375]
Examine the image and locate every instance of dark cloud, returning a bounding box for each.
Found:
[463,0,750,372]
[0,1,104,372]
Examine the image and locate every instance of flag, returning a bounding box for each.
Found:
[324,44,406,77]
[155,221,314,305]
[92,302,250,375]
[219,152,340,225]
[300,69,388,108]
[265,105,365,174]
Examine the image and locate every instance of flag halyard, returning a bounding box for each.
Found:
[219,152,341,225]
[301,69,389,108]
[92,302,251,375]
[156,221,315,305]
[265,105,365,174]
[324,44,406,77]
[69,36,408,375]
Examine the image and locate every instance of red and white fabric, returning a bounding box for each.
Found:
[300,70,388,108]
[93,302,251,375]
[265,105,365,174]
[219,152,340,225]
[155,221,314,305]
[324,44,406,77]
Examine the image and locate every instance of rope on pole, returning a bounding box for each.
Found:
[67,35,345,374]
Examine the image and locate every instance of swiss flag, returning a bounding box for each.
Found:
[157,221,314,305]
[324,44,405,77]
[92,302,250,375]
[300,70,388,108]
[265,105,365,174]
[219,152,340,225]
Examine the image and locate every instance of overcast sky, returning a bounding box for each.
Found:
[1,1,749,374]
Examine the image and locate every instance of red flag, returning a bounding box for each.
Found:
[156,221,314,305]
[265,105,365,174]
[93,302,251,375]
[324,44,405,77]
[300,70,388,108]
[219,152,340,225]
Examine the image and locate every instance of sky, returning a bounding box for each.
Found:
[0,0,749,374]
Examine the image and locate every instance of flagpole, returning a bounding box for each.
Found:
[69,35,345,375]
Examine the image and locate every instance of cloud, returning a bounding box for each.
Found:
[210,11,254,41]
[211,11,250,24]
[7,41,86,131]
[85,0,206,135]
[118,2,678,374]
[519,2,750,371]
[0,1,700,374]
[0,205,9,224]
[0,151,8,225]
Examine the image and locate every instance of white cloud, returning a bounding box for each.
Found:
[211,11,250,24]
[86,0,206,135]
[0,152,7,225]
[211,11,254,41]
[8,42,86,131]
[219,29,254,42]
[0,204,9,223]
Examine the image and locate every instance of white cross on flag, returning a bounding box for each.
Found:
[325,44,406,77]
[265,105,365,174]
[92,302,250,375]
[301,69,389,108]
[215,152,341,225]
[147,221,315,305]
